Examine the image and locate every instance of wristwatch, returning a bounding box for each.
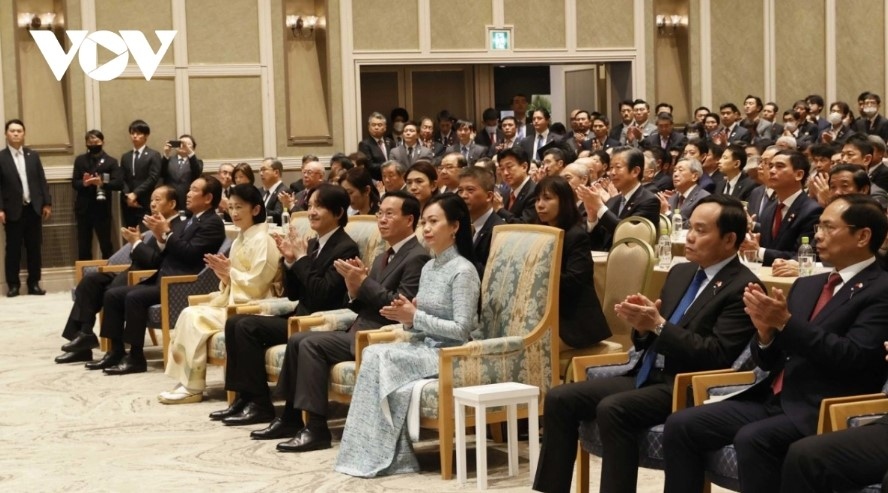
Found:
[652,322,665,336]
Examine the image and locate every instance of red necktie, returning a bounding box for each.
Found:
[381,247,394,269]
[509,192,518,211]
[772,272,841,394]
[771,203,785,239]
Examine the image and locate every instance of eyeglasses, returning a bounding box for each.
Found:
[814,222,857,235]
[375,210,400,220]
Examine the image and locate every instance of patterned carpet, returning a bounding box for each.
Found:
[1,292,728,492]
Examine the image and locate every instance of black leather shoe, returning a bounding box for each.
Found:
[276,428,332,453]
[28,285,46,295]
[7,286,19,298]
[61,333,100,353]
[102,354,147,375]
[85,352,123,370]
[209,398,248,421]
[251,417,302,440]
[55,350,93,364]
[221,402,275,426]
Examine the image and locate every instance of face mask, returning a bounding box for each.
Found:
[87,144,103,154]
[784,122,798,133]
[827,112,843,125]
[863,106,878,117]
[486,125,498,134]
[686,132,700,141]
[393,121,405,132]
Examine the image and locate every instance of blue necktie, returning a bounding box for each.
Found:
[184,217,194,230]
[636,268,708,387]
[617,196,627,215]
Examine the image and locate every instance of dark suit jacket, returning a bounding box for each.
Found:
[643,132,688,152]
[358,136,395,180]
[445,142,488,166]
[161,154,203,208]
[852,114,888,141]
[668,185,709,222]
[0,147,51,221]
[581,136,621,153]
[751,262,888,435]
[72,151,123,216]
[120,147,162,210]
[154,211,226,280]
[389,145,435,168]
[422,140,446,158]
[283,227,360,316]
[436,131,457,149]
[588,184,661,251]
[349,236,429,333]
[869,162,888,192]
[561,225,611,348]
[747,185,774,222]
[796,121,820,144]
[726,124,752,144]
[474,128,505,149]
[472,211,505,277]
[636,258,761,376]
[653,171,674,192]
[497,179,538,224]
[700,170,724,194]
[262,182,287,225]
[758,192,822,266]
[718,174,756,202]
[518,132,557,161]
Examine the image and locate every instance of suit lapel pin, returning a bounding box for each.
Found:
[850,282,863,299]
[712,280,723,294]
[786,213,796,223]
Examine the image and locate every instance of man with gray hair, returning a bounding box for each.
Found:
[775,135,798,150]
[357,112,394,180]
[866,134,888,190]
[258,157,287,225]
[661,158,709,222]
[380,160,407,195]
[641,153,661,194]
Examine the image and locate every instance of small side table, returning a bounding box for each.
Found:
[453,382,540,490]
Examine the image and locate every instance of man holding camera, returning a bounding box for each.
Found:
[73,129,123,260]
[161,134,203,213]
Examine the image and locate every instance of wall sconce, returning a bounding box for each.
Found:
[655,14,686,36]
[286,14,320,39]
[17,12,58,30]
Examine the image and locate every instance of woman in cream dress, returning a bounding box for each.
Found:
[159,184,281,404]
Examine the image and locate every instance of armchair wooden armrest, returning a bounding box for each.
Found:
[828,398,888,433]
[572,352,631,383]
[691,371,756,406]
[354,327,403,371]
[235,305,262,315]
[98,264,130,274]
[128,269,157,285]
[672,369,734,412]
[75,259,109,282]
[818,394,888,434]
[288,315,327,336]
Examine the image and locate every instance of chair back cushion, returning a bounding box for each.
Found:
[603,238,655,344]
[344,215,386,267]
[613,215,657,245]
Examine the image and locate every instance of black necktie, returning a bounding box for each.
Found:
[381,247,395,269]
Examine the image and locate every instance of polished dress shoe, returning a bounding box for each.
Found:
[85,352,123,370]
[221,402,275,426]
[102,354,147,375]
[61,333,99,353]
[7,286,19,298]
[28,285,46,295]
[209,398,247,421]
[54,350,93,364]
[276,427,332,453]
[251,417,302,440]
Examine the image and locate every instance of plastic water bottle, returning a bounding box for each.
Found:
[671,210,683,241]
[658,228,672,269]
[280,211,290,235]
[798,236,815,277]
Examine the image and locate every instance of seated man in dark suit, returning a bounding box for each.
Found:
[661,157,710,223]
[357,112,394,180]
[213,184,360,427]
[779,340,888,493]
[717,143,756,201]
[445,120,488,166]
[492,146,538,224]
[458,166,505,277]
[740,150,822,266]
[664,194,888,493]
[55,186,180,364]
[219,191,426,452]
[89,176,226,375]
[532,195,760,493]
[643,112,688,152]
[258,158,287,225]
[583,115,621,153]
[578,146,661,251]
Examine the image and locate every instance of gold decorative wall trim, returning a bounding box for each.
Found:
[257,0,276,157]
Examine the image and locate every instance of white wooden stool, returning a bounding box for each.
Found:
[453,382,540,490]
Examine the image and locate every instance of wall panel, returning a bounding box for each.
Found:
[190,77,264,159]
[352,0,419,51]
[835,0,884,103]
[504,0,565,50]
[94,0,173,65]
[429,0,491,51]
[576,0,634,48]
[98,78,176,160]
[186,0,260,63]
[775,0,825,109]
[709,0,764,106]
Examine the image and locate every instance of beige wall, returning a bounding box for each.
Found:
[836,0,885,106]
[774,0,825,111]
[708,0,765,108]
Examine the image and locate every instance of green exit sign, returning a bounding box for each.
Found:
[490,29,511,51]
